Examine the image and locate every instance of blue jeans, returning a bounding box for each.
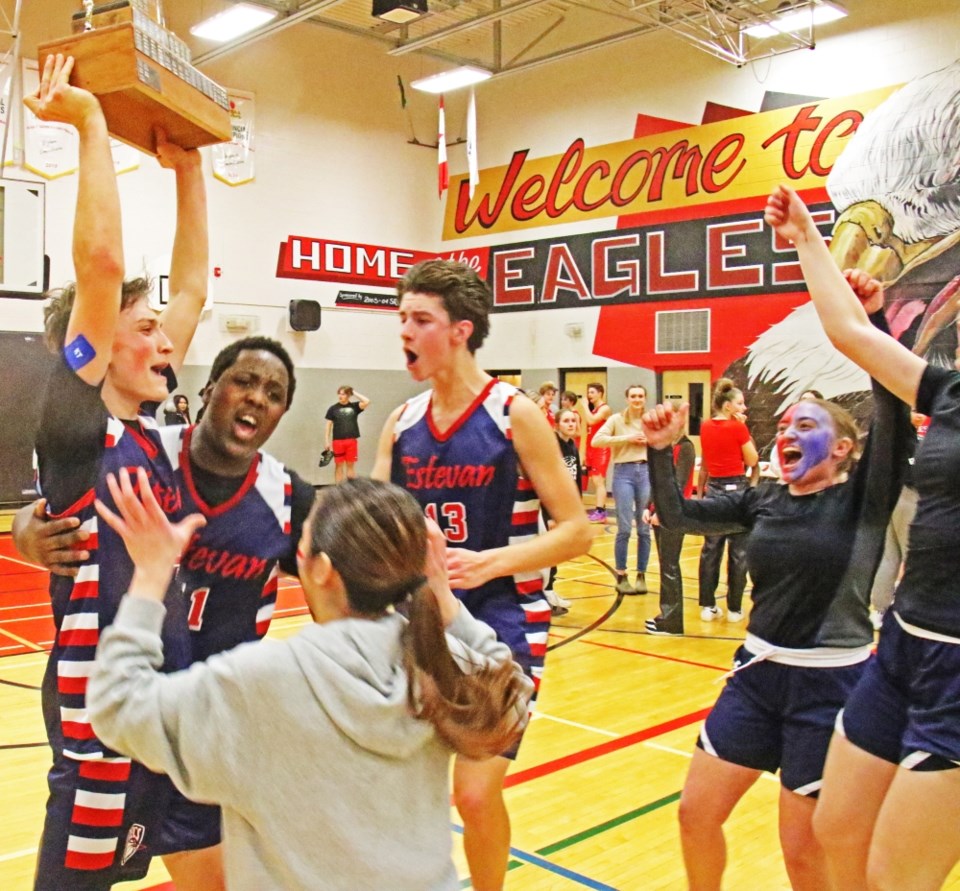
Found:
[613,461,651,573]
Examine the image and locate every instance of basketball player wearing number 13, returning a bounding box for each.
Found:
[372,259,591,891]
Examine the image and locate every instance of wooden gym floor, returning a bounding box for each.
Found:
[3,524,960,890]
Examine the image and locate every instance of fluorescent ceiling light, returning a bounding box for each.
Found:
[190,3,278,42]
[373,0,428,24]
[410,66,492,94]
[744,1,847,39]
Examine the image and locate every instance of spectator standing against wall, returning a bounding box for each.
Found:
[325,385,370,482]
[697,379,759,623]
[592,385,652,595]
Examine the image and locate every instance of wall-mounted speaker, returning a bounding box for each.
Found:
[289,299,321,331]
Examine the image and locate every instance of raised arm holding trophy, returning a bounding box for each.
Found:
[37,0,231,154]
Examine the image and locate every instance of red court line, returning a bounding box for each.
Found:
[505,707,711,788]
[575,636,730,672]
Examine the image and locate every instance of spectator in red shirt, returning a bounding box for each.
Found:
[697,379,759,623]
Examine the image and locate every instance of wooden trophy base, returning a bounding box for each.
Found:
[37,22,232,154]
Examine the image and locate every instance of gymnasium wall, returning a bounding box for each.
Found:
[2,0,958,486]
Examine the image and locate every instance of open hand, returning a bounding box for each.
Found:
[424,518,460,624]
[24,55,101,130]
[15,499,90,577]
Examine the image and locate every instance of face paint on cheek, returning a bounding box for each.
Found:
[779,404,835,482]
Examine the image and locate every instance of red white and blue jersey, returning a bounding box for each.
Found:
[391,379,550,696]
[158,425,311,663]
[38,385,188,759]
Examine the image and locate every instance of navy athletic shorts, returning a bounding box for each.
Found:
[36,757,221,890]
[697,646,867,795]
[35,754,173,891]
[840,609,960,771]
[460,581,550,760]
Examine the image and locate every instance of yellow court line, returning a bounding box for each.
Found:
[0,627,46,652]
[0,554,46,571]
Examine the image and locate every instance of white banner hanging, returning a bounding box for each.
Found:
[0,54,16,167]
[212,89,255,186]
[111,138,141,175]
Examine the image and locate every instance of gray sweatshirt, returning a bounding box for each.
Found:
[89,596,521,890]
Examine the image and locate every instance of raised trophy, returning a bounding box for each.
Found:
[37,0,232,154]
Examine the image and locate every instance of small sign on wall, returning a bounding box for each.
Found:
[335,290,399,310]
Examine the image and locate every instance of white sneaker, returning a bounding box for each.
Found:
[544,589,571,610]
[701,606,723,622]
[727,610,744,623]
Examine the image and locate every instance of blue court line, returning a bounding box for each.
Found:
[452,824,620,890]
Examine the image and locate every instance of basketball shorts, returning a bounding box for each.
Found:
[839,609,960,771]
[697,647,866,795]
[459,581,550,760]
[585,445,610,478]
[332,438,358,463]
[35,754,173,891]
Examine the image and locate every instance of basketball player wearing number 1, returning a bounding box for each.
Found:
[372,259,591,891]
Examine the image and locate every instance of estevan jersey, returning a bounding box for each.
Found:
[158,425,313,663]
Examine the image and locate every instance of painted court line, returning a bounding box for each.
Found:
[0,627,45,652]
[458,791,685,887]
[577,636,730,672]
[531,711,620,738]
[505,707,711,788]
[537,791,682,855]
[0,554,45,571]
[0,846,38,864]
[453,825,621,891]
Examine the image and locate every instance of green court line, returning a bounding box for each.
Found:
[537,791,681,856]
[456,790,681,887]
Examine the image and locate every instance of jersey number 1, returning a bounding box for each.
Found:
[187,587,210,631]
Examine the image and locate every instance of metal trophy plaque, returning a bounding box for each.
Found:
[37,0,232,154]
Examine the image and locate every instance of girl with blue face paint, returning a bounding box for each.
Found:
[776,401,856,489]
[640,306,909,891]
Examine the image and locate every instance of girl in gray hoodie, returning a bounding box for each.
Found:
[88,472,532,890]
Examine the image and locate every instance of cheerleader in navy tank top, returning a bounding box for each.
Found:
[768,184,960,891]
[374,259,590,891]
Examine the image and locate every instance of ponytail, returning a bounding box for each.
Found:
[712,377,741,414]
[403,585,532,760]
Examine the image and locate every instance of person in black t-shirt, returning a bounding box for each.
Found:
[324,385,370,482]
[767,183,960,891]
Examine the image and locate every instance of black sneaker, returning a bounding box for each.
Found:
[645,617,683,636]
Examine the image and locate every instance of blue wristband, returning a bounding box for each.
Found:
[64,334,96,371]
